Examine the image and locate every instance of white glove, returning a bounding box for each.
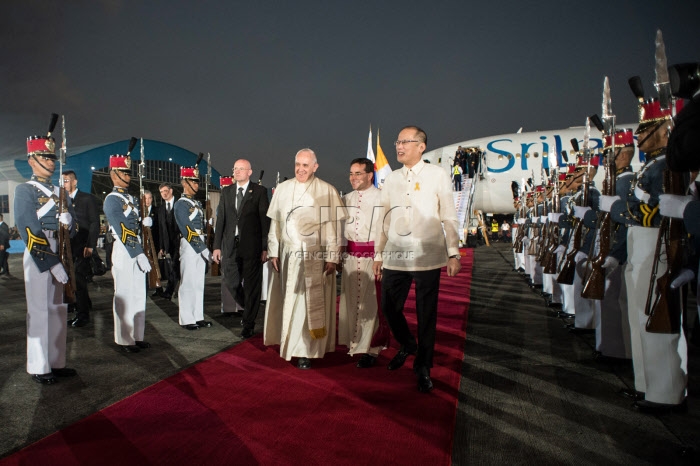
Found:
[671,269,695,289]
[598,195,620,213]
[136,253,152,273]
[200,248,212,262]
[59,212,72,226]
[574,251,588,263]
[659,194,692,219]
[554,245,566,255]
[601,256,619,273]
[517,218,526,225]
[573,206,591,219]
[539,216,547,223]
[634,185,651,203]
[142,216,153,227]
[50,263,69,284]
[550,213,562,223]
[208,218,213,225]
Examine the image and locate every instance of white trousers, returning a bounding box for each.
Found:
[574,253,598,329]
[626,226,687,403]
[595,264,632,358]
[24,241,67,374]
[112,240,146,345]
[178,238,205,325]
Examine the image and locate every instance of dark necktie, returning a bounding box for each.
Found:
[237,187,244,210]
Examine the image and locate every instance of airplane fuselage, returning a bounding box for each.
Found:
[423,125,641,214]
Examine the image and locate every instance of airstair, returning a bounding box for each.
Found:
[452,175,474,245]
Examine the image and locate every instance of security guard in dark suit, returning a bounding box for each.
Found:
[156,182,181,299]
[62,170,100,327]
[212,159,270,339]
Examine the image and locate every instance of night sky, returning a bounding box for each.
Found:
[2,1,699,190]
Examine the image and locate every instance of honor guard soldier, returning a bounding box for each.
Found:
[521,190,535,283]
[103,147,152,353]
[15,117,77,384]
[593,129,635,361]
[556,164,578,317]
[569,153,601,332]
[599,82,687,412]
[175,165,212,330]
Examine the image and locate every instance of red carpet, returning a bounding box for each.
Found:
[2,250,473,466]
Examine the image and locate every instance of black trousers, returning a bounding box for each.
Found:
[0,249,8,273]
[163,247,181,295]
[225,250,263,330]
[381,267,441,371]
[72,254,93,317]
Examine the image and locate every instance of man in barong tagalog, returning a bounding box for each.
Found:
[373,126,461,393]
[263,149,347,369]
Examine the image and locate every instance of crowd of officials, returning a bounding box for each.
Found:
[12,123,460,393]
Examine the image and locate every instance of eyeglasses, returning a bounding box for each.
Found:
[394,139,420,146]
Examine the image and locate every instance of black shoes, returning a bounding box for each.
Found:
[182,324,199,331]
[52,367,77,377]
[240,327,254,339]
[196,320,212,328]
[568,327,595,335]
[417,374,434,393]
[120,345,140,353]
[68,316,89,327]
[31,373,57,385]
[152,288,172,300]
[415,367,433,393]
[135,341,151,349]
[297,357,311,370]
[30,369,74,384]
[633,399,687,414]
[387,349,414,371]
[357,354,377,368]
[618,388,645,401]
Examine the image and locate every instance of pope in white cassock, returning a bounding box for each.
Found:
[263,149,347,369]
[338,158,388,368]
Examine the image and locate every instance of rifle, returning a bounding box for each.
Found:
[56,114,76,303]
[206,153,220,276]
[645,30,684,334]
[645,170,685,333]
[139,138,161,289]
[582,80,616,300]
[543,168,561,274]
[536,166,550,263]
[528,174,540,256]
[557,132,590,285]
[512,180,526,253]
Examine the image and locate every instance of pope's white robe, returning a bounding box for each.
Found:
[263,176,346,360]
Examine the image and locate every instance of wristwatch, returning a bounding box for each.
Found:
[449,254,460,260]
